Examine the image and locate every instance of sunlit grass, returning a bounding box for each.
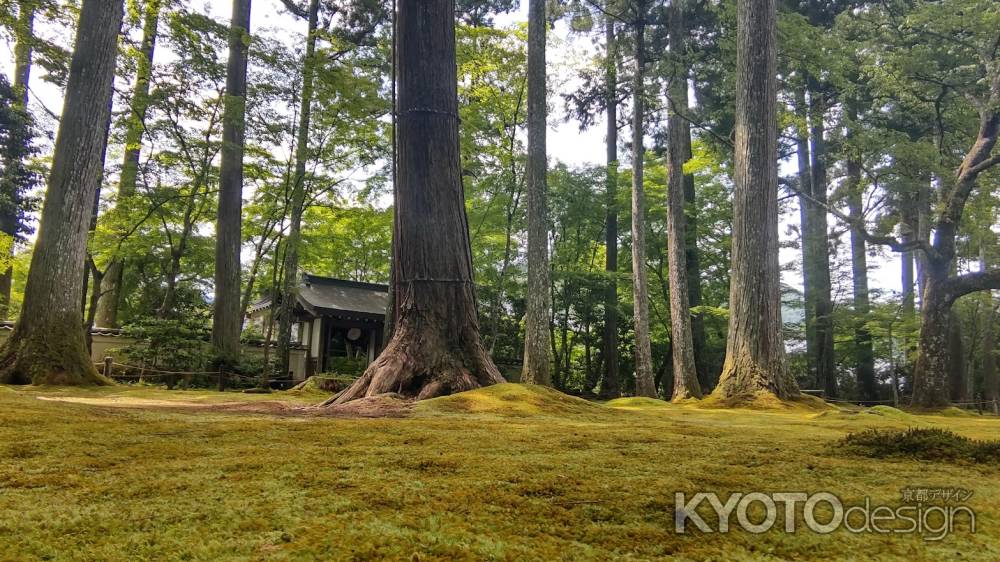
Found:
[1,383,997,560]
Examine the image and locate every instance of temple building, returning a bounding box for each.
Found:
[248,274,389,379]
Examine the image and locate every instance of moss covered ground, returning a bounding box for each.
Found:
[1,383,998,561]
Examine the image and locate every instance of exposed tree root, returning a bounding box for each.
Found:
[0,323,110,386]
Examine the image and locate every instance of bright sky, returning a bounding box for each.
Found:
[0,0,904,299]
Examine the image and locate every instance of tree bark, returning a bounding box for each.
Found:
[807,81,837,398]
[0,0,124,385]
[912,105,1000,406]
[630,5,656,398]
[846,149,877,401]
[276,0,321,384]
[326,0,503,405]
[95,0,162,328]
[794,85,816,385]
[900,187,917,363]
[681,82,707,389]
[598,18,620,399]
[712,0,796,400]
[665,0,701,401]
[0,0,35,318]
[212,0,252,365]
[980,249,997,408]
[522,0,552,386]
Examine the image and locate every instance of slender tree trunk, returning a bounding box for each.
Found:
[522,0,552,386]
[713,0,796,400]
[915,178,931,304]
[212,0,252,365]
[327,0,503,405]
[681,83,706,388]
[276,0,321,383]
[630,7,656,398]
[95,0,162,328]
[665,0,700,401]
[598,18,620,399]
[846,147,877,401]
[0,0,124,385]
[900,188,917,364]
[980,248,997,409]
[794,85,816,385]
[807,82,837,398]
[158,250,183,317]
[0,1,35,318]
[947,308,966,402]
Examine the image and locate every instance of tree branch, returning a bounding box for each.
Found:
[782,183,941,260]
[944,268,1000,302]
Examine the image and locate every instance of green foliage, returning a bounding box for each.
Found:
[121,316,214,373]
[0,72,39,246]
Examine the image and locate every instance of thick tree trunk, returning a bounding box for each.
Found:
[911,108,1000,406]
[846,153,877,401]
[276,0,321,383]
[807,83,837,398]
[522,0,552,386]
[327,0,502,405]
[665,0,701,401]
[913,270,953,408]
[0,0,123,385]
[0,1,35,318]
[95,0,162,328]
[212,0,252,365]
[630,9,656,399]
[713,0,796,400]
[598,18,620,399]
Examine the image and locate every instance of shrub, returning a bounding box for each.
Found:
[838,428,1000,464]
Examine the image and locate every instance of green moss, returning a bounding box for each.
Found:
[867,405,917,421]
[1,384,999,560]
[415,383,604,418]
[838,427,1000,464]
[605,396,672,410]
[937,406,977,417]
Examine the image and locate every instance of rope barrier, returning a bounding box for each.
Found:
[97,359,300,386]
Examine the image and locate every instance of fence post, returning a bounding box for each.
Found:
[217,370,226,392]
[103,356,113,378]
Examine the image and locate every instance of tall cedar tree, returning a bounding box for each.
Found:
[845,105,877,401]
[630,0,656,398]
[713,0,797,400]
[95,0,163,328]
[212,0,252,367]
[806,79,837,397]
[276,0,321,383]
[598,17,620,398]
[0,0,124,385]
[522,0,552,386]
[327,0,504,404]
[665,0,701,401]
